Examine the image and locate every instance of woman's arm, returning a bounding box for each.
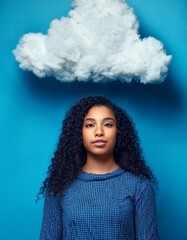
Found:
[40,193,63,240]
[135,179,159,240]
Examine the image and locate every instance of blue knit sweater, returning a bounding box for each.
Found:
[40,168,159,239]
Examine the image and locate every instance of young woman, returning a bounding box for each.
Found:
[39,96,159,240]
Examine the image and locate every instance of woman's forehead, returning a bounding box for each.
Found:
[84,105,115,119]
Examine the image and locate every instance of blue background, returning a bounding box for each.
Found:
[1,0,187,239]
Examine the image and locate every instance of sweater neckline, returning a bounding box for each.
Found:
[77,167,124,181]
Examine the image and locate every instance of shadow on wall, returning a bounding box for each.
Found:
[20,69,183,118]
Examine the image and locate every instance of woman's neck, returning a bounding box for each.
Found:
[82,155,119,174]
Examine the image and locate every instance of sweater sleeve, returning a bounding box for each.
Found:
[135,179,159,240]
[40,193,63,240]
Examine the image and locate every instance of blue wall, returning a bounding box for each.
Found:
[0,0,187,239]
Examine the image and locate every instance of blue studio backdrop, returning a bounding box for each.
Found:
[0,0,187,239]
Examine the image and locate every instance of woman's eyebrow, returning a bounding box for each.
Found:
[84,118,95,122]
[102,117,115,122]
[103,117,115,121]
[84,117,115,122]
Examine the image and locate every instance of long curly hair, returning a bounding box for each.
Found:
[37,96,156,201]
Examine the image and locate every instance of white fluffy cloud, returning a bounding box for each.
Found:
[13,0,172,84]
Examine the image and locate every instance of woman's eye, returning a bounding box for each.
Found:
[85,123,95,128]
[104,123,113,127]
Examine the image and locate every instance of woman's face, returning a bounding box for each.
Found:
[82,105,117,159]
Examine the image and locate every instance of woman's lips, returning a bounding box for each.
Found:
[92,140,107,147]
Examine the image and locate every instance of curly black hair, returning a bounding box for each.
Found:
[37,96,156,201]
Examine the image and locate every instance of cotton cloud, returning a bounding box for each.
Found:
[13,0,172,84]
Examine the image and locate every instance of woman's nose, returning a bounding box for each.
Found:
[95,126,104,137]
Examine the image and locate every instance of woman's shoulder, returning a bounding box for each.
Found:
[43,190,62,204]
[120,169,154,193]
[120,169,150,182]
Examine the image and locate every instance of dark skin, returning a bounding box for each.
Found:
[82,105,119,174]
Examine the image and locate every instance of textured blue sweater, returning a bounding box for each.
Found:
[40,168,159,239]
